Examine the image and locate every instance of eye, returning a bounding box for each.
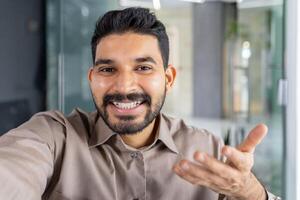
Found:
[97,66,116,73]
[136,65,152,72]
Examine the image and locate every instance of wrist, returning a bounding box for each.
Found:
[243,173,266,200]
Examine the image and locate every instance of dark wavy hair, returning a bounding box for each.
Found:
[91,7,169,69]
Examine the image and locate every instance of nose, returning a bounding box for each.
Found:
[113,70,137,94]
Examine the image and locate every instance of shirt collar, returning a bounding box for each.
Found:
[156,113,179,154]
[88,113,179,154]
[88,114,116,148]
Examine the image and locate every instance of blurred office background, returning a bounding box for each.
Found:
[0,0,299,199]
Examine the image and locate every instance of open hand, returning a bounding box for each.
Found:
[172,124,268,200]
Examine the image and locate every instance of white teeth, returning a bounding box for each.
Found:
[112,101,142,109]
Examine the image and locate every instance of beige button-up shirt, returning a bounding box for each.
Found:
[0,109,278,200]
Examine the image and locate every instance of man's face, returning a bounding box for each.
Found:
[88,32,175,135]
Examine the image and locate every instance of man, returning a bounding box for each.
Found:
[0,7,280,200]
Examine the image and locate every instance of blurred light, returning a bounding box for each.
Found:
[153,0,161,10]
[81,6,89,17]
[238,0,283,9]
[119,0,153,8]
[242,41,251,59]
[179,0,205,3]
[243,41,250,49]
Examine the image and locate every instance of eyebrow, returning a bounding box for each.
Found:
[135,56,157,64]
[94,56,157,66]
[94,59,114,66]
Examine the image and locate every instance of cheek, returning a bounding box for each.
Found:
[90,78,110,100]
[141,75,165,94]
[91,78,108,89]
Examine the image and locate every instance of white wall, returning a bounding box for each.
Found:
[285,0,300,199]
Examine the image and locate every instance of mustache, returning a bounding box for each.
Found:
[103,93,151,106]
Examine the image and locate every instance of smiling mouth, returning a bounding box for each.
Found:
[111,101,143,110]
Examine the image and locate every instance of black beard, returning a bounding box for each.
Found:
[93,90,166,135]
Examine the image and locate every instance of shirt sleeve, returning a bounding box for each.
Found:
[266,191,282,200]
[218,190,281,200]
[0,112,63,200]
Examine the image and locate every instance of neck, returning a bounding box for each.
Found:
[120,118,159,149]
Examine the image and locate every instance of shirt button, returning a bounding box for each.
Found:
[130,152,138,159]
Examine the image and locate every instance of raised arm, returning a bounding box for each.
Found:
[172,124,271,200]
[0,113,62,200]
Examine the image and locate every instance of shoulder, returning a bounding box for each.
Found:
[24,108,96,132]
[161,114,224,159]
[1,110,67,150]
[19,110,68,135]
[161,113,221,141]
[3,108,95,152]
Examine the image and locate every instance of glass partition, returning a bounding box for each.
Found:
[230,2,284,195]
[47,0,285,197]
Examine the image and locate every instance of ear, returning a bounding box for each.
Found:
[165,64,177,93]
[87,67,94,83]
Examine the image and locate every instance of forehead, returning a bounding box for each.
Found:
[95,32,163,63]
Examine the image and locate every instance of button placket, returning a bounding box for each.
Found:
[128,151,145,200]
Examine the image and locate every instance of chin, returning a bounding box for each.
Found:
[108,115,153,135]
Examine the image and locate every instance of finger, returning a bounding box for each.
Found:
[222,146,253,171]
[173,160,227,188]
[173,160,241,196]
[238,123,268,153]
[173,163,203,185]
[193,152,240,179]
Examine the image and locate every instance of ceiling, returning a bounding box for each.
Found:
[119,0,283,8]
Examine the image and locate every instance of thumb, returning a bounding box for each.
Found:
[237,124,268,153]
